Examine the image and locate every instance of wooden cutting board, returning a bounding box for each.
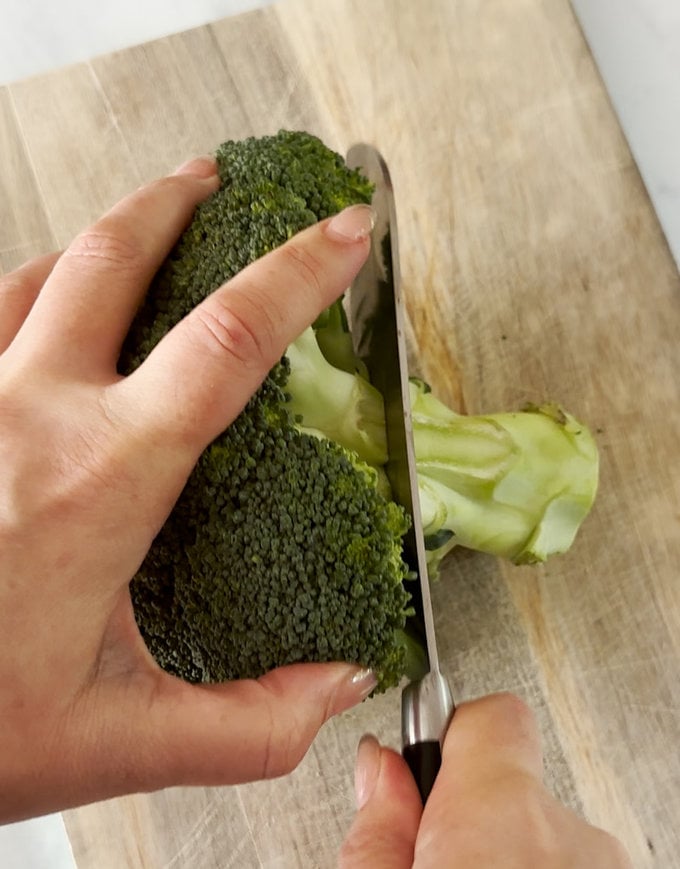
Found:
[2,0,679,866]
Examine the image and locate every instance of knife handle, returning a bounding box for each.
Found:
[403,740,442,803]
[401,669,454,804]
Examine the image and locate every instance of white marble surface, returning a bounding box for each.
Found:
[0,0,677,866]
[571,0,680,266]
[0,815,75,869]
[0,0,271,85]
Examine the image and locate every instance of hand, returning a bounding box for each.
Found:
[340,693,632,868]
[0,156,377,823]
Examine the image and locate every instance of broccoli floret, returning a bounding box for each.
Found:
[124,131,413,692]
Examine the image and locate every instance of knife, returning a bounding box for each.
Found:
[346,143,455,803]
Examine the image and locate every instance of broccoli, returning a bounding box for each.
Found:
[124,131,414,692]
[124,130,598,692]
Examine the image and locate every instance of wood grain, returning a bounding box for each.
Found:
[1,0,679,866]
[0,89,55,272]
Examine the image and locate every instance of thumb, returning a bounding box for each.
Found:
[117,204,375,464]
[339,735,423,869]
[92,662,378,793]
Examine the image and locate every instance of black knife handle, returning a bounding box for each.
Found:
[403,740,442,803]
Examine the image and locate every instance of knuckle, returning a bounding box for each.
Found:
[135,173,215,208]
[0,253,60,311]
[454,693,542,775]
[337,839,359,868]
[255,676,315,779]
[338,832,391,868]
[142,173,191,201]
[0,273,26,301]
[262,725,307,780]
[0,381,126,536]
[190,294,274,371]
[0,258,44,294]
[280,240,324,300]
[156,172,202,191]
[592,829,633,866]
[487,691,537,729]
[65,217,146,273]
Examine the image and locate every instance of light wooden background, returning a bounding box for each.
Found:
[1,0,679,866]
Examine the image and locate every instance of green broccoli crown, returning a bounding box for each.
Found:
[126,131,411,692]
[132,362,412,690]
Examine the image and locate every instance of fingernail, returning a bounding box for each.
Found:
[325,204,376,243]
[355,734,381,809]
[172,156,218,179]
[330,667,378,715]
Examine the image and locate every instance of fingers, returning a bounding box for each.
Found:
[338,736,423,869]
[12,157,220,375]
[118,204,374,464]
[0,252,61,353]
[440,692,544,784]
[418,694,633,868]
[413,693,544,863]
[411,694,632,869]
[337,696,539,869]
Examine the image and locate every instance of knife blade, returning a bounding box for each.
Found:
[346,143,455,803]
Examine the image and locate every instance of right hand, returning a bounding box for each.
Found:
[340,693,632,868]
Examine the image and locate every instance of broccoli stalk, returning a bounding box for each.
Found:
[410,381,599,568]
[284,326,599,578]
[312,300,365,376]
[285,325,387,467]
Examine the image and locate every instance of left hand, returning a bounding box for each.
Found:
[0,156,376,822]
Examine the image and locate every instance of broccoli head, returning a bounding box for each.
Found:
[124,131,414,692]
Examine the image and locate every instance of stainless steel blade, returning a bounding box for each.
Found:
[346,145,454,797]
[345,143,440,673]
